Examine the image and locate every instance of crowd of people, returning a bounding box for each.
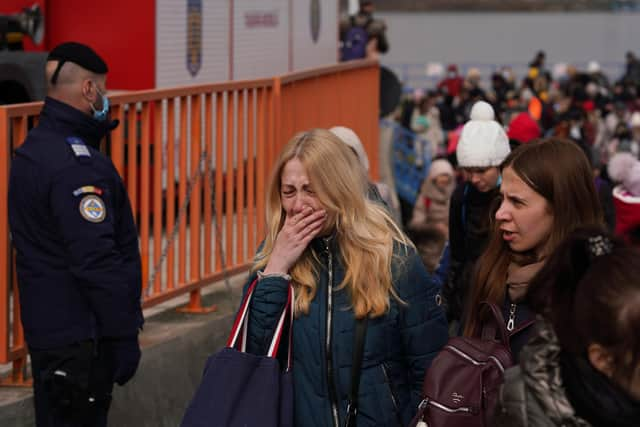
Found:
[242,117,640,426]
[244,36,640,424]
[398,50,640,248]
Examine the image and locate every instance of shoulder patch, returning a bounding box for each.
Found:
[79,195,106,223]
[66,136,91,158]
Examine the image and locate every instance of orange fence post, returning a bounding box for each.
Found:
[190,94,202,283]
[140,103,151,292]
[246,89,256,253]
[166,99,176,290]
[215,93,224,271]
[178,97,188,285]
[152,100,163,295]
[236,90,245,264]
[203,93,214,276]
[226,91,235,268]
[0,107,10,367]
[256,87,267,240]
[126,104,138,220]
[271,78,281,173]
[110,104,125,177]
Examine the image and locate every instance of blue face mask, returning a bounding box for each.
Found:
[90,82,110,122]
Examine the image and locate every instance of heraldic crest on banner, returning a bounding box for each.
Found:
[187,0,202,77]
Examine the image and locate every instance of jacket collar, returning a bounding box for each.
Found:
[310,232,338,257]
[39,97,112,150]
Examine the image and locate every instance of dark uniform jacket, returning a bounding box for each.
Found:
[8,97,143,350]
[245,237,448,427]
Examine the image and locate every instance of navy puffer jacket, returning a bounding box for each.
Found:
[245,237,448,427]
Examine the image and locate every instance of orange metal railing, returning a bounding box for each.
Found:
[0,59,379,385]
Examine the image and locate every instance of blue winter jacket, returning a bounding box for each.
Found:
[245,236,448,427]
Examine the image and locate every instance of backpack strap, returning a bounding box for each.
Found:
[479,301,510,347]
[345,316,368,427]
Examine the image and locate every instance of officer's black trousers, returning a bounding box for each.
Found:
[30,340,114,427]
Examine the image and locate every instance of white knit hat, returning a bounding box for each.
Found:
[456,101,510,167]
[329,126,370,172]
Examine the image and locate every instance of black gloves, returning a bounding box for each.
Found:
[106,335,141,386]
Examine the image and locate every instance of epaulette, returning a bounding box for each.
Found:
[65,136,92,163]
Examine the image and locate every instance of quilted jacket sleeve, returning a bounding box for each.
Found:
[243,274,290,356]
[395,245,449,412]
[493,367,528,427]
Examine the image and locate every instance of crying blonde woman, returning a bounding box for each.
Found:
[242,128,448,427]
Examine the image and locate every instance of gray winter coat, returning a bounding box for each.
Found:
[494,322,592,427]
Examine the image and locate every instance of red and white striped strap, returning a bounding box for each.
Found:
[227,279,258,349]
[267,284,294,362]
[227,279,294,366]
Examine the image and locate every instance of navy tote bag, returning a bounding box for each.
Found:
[180,279,294,427]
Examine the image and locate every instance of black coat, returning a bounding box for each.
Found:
[8,97,143,349]
[443,183,499,322]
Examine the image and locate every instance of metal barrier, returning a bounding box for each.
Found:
[0,59,380,385]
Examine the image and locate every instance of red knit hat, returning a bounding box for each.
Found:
[507,112,541,144]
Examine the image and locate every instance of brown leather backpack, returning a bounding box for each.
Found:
[410,302,513,427]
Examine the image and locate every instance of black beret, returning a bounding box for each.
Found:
[47,42,108,84]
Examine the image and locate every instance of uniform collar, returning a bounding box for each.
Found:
[39,97,113,150]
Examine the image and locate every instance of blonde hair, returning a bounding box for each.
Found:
[253,129,410,319]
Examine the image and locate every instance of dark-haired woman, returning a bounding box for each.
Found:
[494,227,640,426]
[462,138,604,361]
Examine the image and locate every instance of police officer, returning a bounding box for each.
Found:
[8,42,143,426]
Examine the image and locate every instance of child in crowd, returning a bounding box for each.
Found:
[607,152,640,245]
[408,159,455,277]
[409,158,455,235]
